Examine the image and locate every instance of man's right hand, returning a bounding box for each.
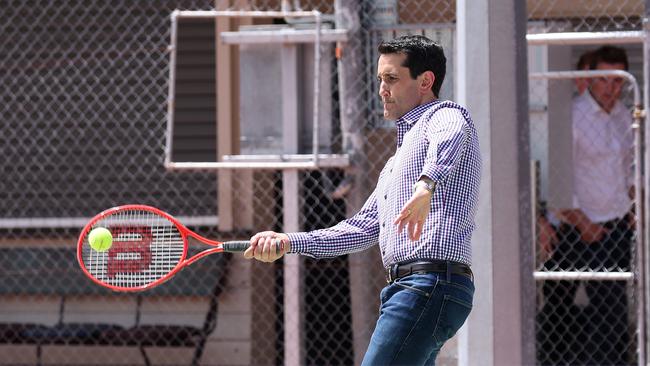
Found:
[579,223,609,244]
[244,231,291,262]
[556,209,608,244]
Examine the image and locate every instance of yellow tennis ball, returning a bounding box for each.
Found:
[88,227,113,252]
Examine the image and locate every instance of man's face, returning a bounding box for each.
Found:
[377,53,423,121]
[589,61,626,113]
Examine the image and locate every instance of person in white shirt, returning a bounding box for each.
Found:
[540,45,634,366]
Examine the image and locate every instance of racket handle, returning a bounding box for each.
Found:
[222,240,283,254]
[222,241,250,252]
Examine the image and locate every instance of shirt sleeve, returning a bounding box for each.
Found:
[287,188,380,259]
[622,114,635,188]
[420,108,468,183]
[571,106,586,210]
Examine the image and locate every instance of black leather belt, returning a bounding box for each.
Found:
[386,260,473,283]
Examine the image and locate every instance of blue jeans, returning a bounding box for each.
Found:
[361,272,474,366]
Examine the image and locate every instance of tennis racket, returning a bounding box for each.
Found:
[77,204,260,292]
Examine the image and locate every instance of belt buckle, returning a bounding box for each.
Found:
[387,264,397,283]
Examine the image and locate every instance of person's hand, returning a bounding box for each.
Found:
[628,212,636,230]
[555,208,608,244]
[537,217,558,259]
[394,187,432,241]
[580,223,609,244]
[244,231,290,262]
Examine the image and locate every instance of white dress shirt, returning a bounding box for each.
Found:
[572,91,633,223]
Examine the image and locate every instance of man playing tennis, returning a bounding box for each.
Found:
[245,35,481,365]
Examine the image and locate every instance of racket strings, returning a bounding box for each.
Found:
[81,209,185,288]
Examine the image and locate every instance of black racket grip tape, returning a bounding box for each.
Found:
[222,240,283,254]
[222,241,250,252]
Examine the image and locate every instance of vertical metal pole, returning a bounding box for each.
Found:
[643,3,650,363]
[334,0,368,213]
[281,43,304,366]
[312,11,322,166]
[635,103,646,366]
[165,11,179,168]
[335,2,383,365]
[216,11,235,232]
[457,0,533,364]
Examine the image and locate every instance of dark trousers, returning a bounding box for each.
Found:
[537,218,632,366]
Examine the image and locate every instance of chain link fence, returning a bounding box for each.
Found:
[0,1,234,365]
[0,0,648,365]
[527,0,644,33]
[527,2,646,365]
[530,71,641,366]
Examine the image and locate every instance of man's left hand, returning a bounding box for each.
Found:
[394,186,432,241]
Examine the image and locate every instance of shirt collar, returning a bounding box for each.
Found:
[581,90,623,116]
[395,100,439,147]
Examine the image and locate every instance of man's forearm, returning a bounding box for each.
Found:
[557,208,593,232]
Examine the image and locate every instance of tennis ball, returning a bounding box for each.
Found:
[88,227,113,252]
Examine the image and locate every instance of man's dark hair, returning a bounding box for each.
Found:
[378,35,446,97]
[589,45,629,71]
[576,50,595,70]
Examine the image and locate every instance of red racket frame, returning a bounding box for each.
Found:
[77,204,246,292]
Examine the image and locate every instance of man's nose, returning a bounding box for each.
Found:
[379,82,389,96]
[605,82,621,95]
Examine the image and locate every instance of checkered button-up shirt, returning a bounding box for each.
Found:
[287,100,482,267]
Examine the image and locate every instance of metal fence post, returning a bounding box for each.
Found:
[638,0,650,365]
[335,1,382,365]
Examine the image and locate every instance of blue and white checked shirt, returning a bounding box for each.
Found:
[288,100,482,267]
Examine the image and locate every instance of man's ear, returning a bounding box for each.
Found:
[419,71,435,93]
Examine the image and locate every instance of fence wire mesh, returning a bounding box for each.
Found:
[530,73,640,366]
[0,0,647,365]
[527,0,644,33]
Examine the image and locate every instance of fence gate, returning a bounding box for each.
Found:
[529,67,645,366]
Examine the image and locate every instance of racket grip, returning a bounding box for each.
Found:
[222,241,250,252]
[223,240,283,254]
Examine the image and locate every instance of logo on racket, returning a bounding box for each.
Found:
[107,226,153,278]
